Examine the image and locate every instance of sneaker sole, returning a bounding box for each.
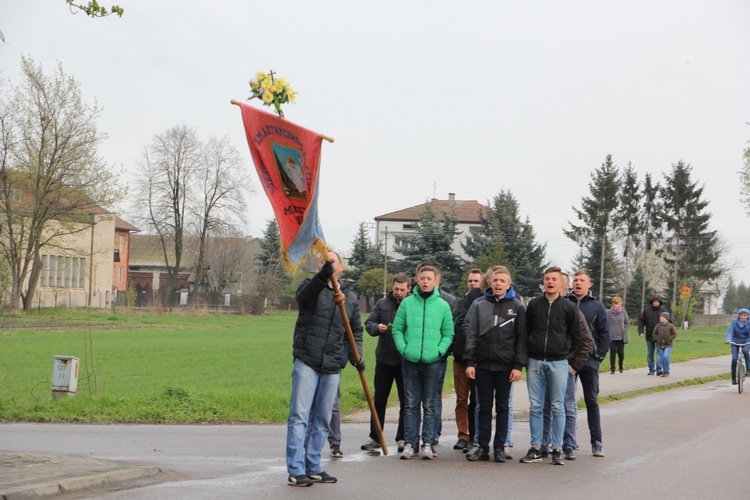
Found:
[520,458,542,463]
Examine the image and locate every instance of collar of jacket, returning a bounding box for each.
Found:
[482,285,517,302]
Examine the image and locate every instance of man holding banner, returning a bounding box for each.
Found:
[286,251,364,486]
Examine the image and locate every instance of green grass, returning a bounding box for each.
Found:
[0,309,731,423]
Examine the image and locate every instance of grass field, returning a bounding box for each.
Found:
[0,308,732,423]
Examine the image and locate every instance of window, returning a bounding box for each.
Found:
[402,223,415,229]
[119,235,125,253]
[38,254,85,289]
[118,266,123,283]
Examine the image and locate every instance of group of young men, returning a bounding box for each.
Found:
[284,251,612,487]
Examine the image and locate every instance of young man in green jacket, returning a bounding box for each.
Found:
[392,265,454,460]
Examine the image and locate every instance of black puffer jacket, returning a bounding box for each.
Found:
[451,287,484,365]
[463,286,528,371]
[365,292,403,366]
[526,294,582,361]
[638,296,667,341]
[293,277,363,374]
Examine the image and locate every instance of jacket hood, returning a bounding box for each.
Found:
[738,308,750,318]
[650,295,663,307]
[483,285,517,301]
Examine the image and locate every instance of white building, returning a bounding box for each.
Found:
[374,193,488,261]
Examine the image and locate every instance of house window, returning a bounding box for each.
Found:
[118,266,123,283]
[119,235,125,253]
[402,223,415,229]
[38,254,85,288]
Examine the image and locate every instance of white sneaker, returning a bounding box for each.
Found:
[400,443,414,460]
[420,444,433,460]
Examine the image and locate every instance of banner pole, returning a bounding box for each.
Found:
[329,271,388,456]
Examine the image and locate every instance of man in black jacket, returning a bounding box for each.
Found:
[360,273,410,453]
[638,296,667,375]
[569,270,610,457]
[521,266,582,466]
[286,251,364,487]
[450,268,484,452]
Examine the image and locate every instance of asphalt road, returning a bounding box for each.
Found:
[0,379,745,499]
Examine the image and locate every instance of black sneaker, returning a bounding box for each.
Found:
[308,471,337,483]
[360,439,381,451]
[540,448,549,458]
[329,445,343,458]
[453,438,469,450]
[656,370,663,376]
[551,449,564,465]
[466,446,489,462]
[520,447,542,463]
[288,474,313,487]
[464,442,479,455]
[493,449,506,463]
[647,371,655,375]
[564,447,576,460]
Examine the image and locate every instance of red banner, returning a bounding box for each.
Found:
[234,102,328,271]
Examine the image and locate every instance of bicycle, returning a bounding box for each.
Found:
[730,341,750,394]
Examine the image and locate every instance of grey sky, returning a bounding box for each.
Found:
[2,1,749,283]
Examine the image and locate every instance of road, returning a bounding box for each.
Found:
[1,379,745,499]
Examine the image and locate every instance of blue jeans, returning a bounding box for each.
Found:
[647,340,662,373]
[731,343,750,379]
[286,359,340,476]
[402,360,442,449]
[657,347,673,374]
[527,358,568,449]
[542,371,577,451]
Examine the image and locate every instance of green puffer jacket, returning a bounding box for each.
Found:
[392,287,454,364]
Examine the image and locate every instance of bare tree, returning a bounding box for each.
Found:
[132,124,201,308]
[190,136,252,306]
[0,57,119,311]
[203,230,257,297]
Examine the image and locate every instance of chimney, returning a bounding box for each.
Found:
[448,193,456,205]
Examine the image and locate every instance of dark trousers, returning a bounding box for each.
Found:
[579,360,602,445]
[467,379,477,441]
[370,362,405,443]
[610,340,625,372]
[475,368,512,451]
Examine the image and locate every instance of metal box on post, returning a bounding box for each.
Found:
[52,355,79,397]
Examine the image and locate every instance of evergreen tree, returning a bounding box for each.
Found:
[625,265,657,318]
[565,154,622,299]
[255,219,287,311]
[583,236,621,303]
[659,161,723,305]
[462,190,546,297]
[613,164,642,302]
[723,278,738,314]
[394,202,465,293]
[343,222,382,284]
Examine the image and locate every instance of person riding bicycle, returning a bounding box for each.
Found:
[725,308,750,385]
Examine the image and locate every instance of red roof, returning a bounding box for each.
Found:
[375,198,488,224]
[115,217,140,232]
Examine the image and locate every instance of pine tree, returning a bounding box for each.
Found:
[394,202,465,293]
[343,222,382,284]
[625,265,657,318]
[462,190,546,297]
[659,161,723,305]
[565,154,622,299]
[722,278,738,314]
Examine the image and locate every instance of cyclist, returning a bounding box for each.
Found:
[725,308,750,385]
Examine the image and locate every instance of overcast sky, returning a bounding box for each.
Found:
[2,1,749,284]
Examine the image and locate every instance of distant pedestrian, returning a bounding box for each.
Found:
[607,297,630,374]
[725,308,750,385]
[638,296,668,375]
[652,312,677,377]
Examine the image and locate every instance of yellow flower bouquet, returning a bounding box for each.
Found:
[248,71,296,118]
